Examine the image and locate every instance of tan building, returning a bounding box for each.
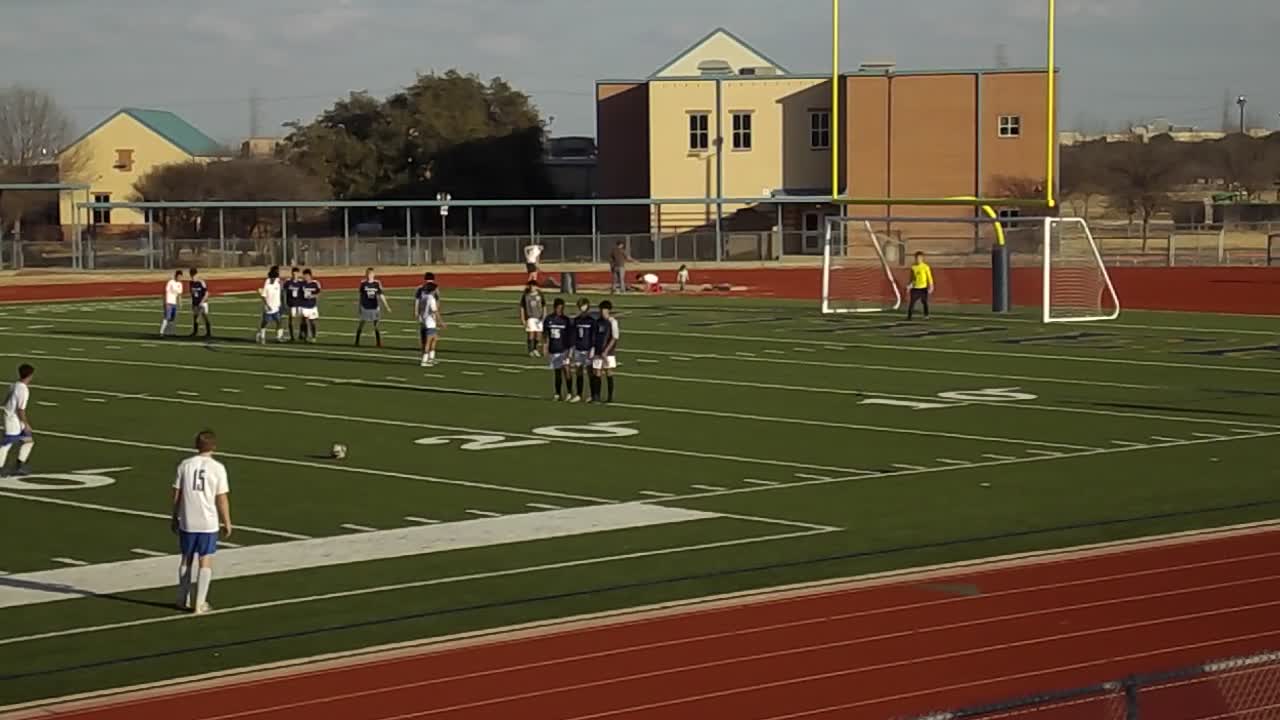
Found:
[58,108,229,229]
[597,28,1054,254]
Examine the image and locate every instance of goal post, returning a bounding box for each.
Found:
[1042,216,1121,323]
[821,217,902,314]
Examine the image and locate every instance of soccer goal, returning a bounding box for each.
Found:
[1042,217,1120,324]
[820,218,901,314]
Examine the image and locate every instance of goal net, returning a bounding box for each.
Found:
[1043,217,1120,323]
[821,219,901,313]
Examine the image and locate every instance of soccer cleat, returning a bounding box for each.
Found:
[11,465,30,477]
[192,602,213,615]
[568,395,581,403]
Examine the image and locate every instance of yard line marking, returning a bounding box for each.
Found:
[105,345,122,350]
[130,549,168,558]
[264,385,287,391]
[385,376,409,382]
[38,429,611,504]
[691,484,727,491]
[636,359,659,364]
[639,490,675,498]
[1026,449,1062,456]
[0,489,308,540]
[404,516,440,525]
[527,503,563,510]
[1110,440,1146,447]
[935,459,970,466]
[461,371,485,376]
[1229,428,1261,435]
[1193,432,1225,439]
[220,541,243,549]
[735,352,757,358]
[340,523,378,533]
[670,356,693,361]
[51,558,88,567]
[422,373,446,379]
[0,528,826,645]
[36,401,58,407]
[221,388,242,394]
[26,325,54,330]
[28,349,47,355]
[140,343,158,348]
[68,347,85,352]
[982,454,1017,461]
[465,510,502,517]
[1151,436,1180,443]
[892,463,928,471]
[824,346,844,351]
[498,368,523,374]
[305,381,329,387]
[794,473,834,481]
[763,350,786,355]
[176,391,200,397]
[743,478,780,486]
[83,398,108,403]
[794,348,816,353]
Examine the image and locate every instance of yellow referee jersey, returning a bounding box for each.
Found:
[910,262,934,290]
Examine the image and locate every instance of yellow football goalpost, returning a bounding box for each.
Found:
[830,0,1057,209]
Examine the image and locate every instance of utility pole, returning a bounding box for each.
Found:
[1236,95,1248,134]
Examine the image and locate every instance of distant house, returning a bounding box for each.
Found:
[58,108,230,229]
[241,136,283,159]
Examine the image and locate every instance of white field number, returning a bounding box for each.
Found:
[860,387,1038,411]
[0,469,122,491]
[415,422,639,451]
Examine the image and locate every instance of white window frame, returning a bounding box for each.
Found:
[998,115,1022,138]
[731,111,753,151]
[688,112,710,152]
[809,110,831,149]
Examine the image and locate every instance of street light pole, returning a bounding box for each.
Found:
[1236,95,1248,134]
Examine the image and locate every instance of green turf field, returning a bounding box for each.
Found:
[0,288,1277,706]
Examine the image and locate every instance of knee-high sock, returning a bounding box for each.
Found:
[195,567,213,608]
[606,375,615,401]
[576,372,585,397]
[0,444,10,469]
[554,371,563,396]
[177,558,193,607]
[17,440,33,462]
[589,374,602,400]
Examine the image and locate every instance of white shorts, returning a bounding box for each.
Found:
[591,355,617,371]
[524,318,543,333]
[571,350,591,367]
[290,306,304,318]
[300,308,319,320]
[549,351,569,370]
[360,308,381,323]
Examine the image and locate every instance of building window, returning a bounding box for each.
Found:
[809,111,831,149]
[113,149,135,171]
[998,115,1022,138]
[997,208,1022,226]
[731,112,752,150]
[688,113,709,151]
[91,193,111,225]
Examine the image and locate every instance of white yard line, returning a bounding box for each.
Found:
[465,510,502,517]
[742,478,780,486]
[339,524,378,532]
[0,528,829,646]
[50,558,88,567]
[0,490,308,540]
[1151,436,1180,443]
[982,454,1017,461]
[935,459,970,466]
[691,484,727,492]
[1111,440,1146,447]
[404,516,440,525]
[221,388,242,394]
[129,549,168,558]
[1026,449,1063,456]
[461,371,485,376]
[526,503,563,510]
[639,490,675,498]
[892,463,928,471]
[36,429,612,505]
[264,385,287,390]
[1193,432,1225,439]
[83,398,108,403]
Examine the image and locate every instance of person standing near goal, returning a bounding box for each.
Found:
[905,252,935,320]
[519,281,546,358]
[523,241,543,284]
[171,429,231,615]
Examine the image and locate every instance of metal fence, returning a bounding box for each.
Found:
[897,651,1280,720]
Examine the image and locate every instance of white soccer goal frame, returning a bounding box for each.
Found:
[1042,216,1122,324]
[821,218,902,314]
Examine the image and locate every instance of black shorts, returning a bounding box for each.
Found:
[525,263,538,273]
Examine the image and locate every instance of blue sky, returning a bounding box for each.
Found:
[3,0,1277,144]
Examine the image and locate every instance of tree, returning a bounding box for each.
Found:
[1060,140,1108,221]
[1099,136,1183,251]
[279,71,552,206]
[1202,134,1280,200]
[0,86,85,242]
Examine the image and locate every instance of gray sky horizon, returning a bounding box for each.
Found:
[3,0,1277,146]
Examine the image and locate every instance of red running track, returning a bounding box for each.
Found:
[17,526,1280,720]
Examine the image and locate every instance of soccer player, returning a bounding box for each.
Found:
[906,251,935,320]
[590,300,620,403]
[567,297,594,403]
[0,363,35,478]
[355,268,391,348]
[519,281,546,358]
[171,429,231,615]
[415,275,443,367]
[542,298,572,400]
[298,269,321,343]
[523,241,543,284]
[256,266,285,344]
[283,267,305,341]
[161,270,183,336]
[188,267,212,338]
[676,264,690,292]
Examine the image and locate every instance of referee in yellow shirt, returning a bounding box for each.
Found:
[906,251,934,320]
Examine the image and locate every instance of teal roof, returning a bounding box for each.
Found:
[61,108,226,158]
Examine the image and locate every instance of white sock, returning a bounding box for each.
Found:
[177,559,192,607]
[429,350,436,361]
[160,321,169,335]
[195,567,213,608]
[0,444,10,468]
[17,441,33,463]
[276,329,284,340]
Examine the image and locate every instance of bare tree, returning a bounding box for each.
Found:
[1060,140,1108,221]
[0,86,81,242]
[1100,137,1183,251]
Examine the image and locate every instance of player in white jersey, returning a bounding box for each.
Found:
[414,276,443,366]
[161,270,184,336]
[171,430,232,614]
[523,241,543,283]
[0,364,36,478]
[255,265,285,344]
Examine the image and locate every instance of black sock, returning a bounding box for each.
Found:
[576,373,584,397]
[606,375,615,401]
[375,329,382,345]
[203,317,212,336]
[554,372,563,396]
[355,324,363,344]
[590,375,601,400]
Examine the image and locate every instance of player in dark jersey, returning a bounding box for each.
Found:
[589,300,620,403]
[566,298,594,403]
[541,298,573,401]
[188,267,212,338]
[282,267,304,341]
[298,269,322,343]
[354,267,391,348]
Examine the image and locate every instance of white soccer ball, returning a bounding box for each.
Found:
[331,443,348,460]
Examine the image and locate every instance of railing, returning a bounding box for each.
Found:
[896,651,1280,720]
